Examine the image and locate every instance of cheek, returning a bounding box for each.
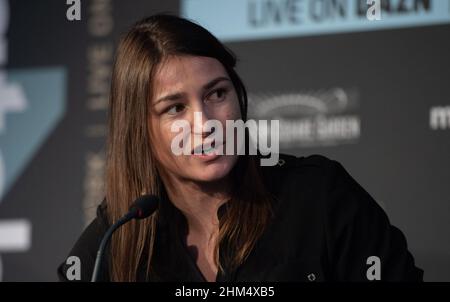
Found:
[161,124,181,155]
[149,118,177,161]
[231,92,243,119]
[220,93,242,122]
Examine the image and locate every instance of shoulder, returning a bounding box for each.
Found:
[259,152,358,234]
[260,153,348,195]
[57,201,110,282]
[262,152,381,222]
[262,153,344,176]
[261,153,423,281]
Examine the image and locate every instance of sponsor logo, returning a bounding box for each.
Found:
[0,0,66,280]
[248,88,361,148]
[182,0,450,42]
[0,220,31,280]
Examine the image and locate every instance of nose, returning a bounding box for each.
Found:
[192,111,215,140]
[191,103,214,138]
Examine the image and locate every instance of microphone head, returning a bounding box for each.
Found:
[129,194,159,219]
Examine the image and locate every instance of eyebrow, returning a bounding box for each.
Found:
[154,76,231,106]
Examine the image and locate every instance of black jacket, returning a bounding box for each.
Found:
[58,153,424,282]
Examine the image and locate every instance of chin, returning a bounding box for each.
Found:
[192,156,236,182]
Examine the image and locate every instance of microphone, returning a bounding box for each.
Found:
[91,194,159,282]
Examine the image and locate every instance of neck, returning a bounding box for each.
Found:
[161,172,232,237]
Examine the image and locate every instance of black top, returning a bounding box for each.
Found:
[57,153,424,282]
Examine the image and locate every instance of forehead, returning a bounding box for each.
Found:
[152,55,228,100]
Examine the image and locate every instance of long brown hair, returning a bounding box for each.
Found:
[106,14,274,281]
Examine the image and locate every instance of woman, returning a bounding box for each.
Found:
[58,14,423,282]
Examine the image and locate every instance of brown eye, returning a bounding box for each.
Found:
[166,103,185,115]
[207,88,228,102]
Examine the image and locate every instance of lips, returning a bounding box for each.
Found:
[191,140,225,155]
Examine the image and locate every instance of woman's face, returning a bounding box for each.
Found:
[148,55,241,184]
